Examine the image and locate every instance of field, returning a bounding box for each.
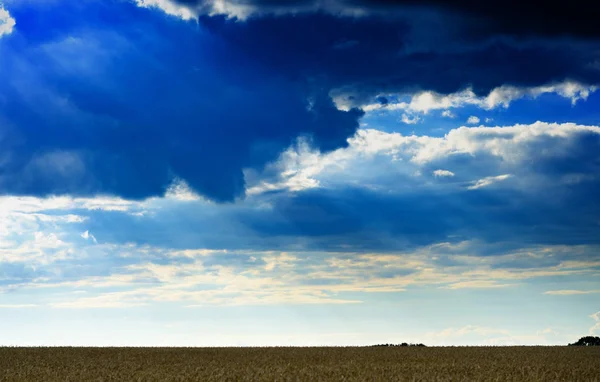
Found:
[1,346,599,381]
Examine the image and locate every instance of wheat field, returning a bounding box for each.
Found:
[1,346,599,381]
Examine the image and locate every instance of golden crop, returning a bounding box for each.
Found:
[1,346,599,381]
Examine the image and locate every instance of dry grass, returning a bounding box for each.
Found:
[1,346,599,381]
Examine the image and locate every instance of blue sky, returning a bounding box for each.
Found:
[0,0,599,346]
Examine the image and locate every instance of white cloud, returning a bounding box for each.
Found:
[485,118,493,123]
[401,113,420,124]
[134,0,370,20]
[0,195,135,214]
[0,230,72,264]
[246,121,600,195]
[441,110,455,118]
[433,169,455,177]
[486,81,596,107]
[0,192,159,267]
[467,116,480,124]
[164,179,201,201]
[0,177,197,217]
[135,0,197,20]
[373,122,600,166]
[245,138,325,195]
[335,81,598,114]
[81,230,98,244]
[0,6,15,37]
[467,174,512,190]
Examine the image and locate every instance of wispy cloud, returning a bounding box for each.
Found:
[339,81,598,113]
[3,239,596,308]
[425,325,510,339]
[590,311,600,335]
[442,280,518,290]
[468,174,512,190]
[543,290,600,295]
[424,324,571,346]
[81,230,98,244]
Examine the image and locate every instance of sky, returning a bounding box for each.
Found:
[0,0,599,346]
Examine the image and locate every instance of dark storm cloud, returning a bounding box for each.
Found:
[198,12,600,101]
[0,2,362,202]
[172,0,600,38]
[0,0,599,202]
[357,0,600,38]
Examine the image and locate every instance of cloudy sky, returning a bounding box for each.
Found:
[1,0,599,346]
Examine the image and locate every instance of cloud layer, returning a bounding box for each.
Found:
[1,121,593,253]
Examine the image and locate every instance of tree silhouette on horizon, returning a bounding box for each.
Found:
[569,336,600,346]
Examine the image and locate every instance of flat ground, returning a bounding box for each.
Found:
[1,346,599,381]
